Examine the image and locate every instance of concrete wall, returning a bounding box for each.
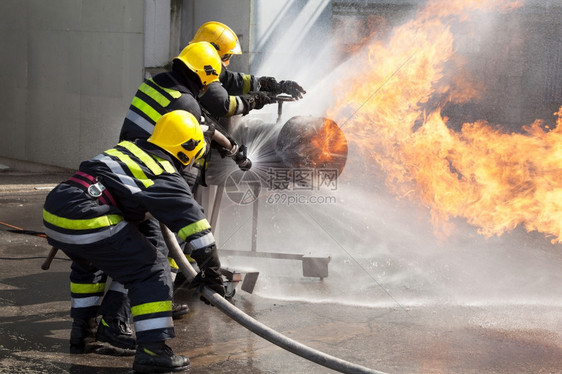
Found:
[180,0,253,74]
[145,0,171,68]
[0,0,145,170]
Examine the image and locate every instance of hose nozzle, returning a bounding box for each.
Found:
[237,158,252,171]
[233,144,252,171]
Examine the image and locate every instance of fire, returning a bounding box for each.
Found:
[310,118,348,164]
[328,0,562,243]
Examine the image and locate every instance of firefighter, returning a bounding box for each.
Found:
[43,110,225,373]
[191,21,307,118]
[120,40,250,186]
[89,41,243,355]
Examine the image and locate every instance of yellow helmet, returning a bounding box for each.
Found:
[148,110,206,166]
[173,42,221,86]
[191,21,242,65]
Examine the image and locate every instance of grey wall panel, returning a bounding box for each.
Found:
[0,0,144,169]
[145,0,172,67]
[28,30,82,93]
[181,0,252,73]
[27,89,81,166]
[81,0,144,33]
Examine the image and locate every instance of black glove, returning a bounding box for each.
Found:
[232,144,252,171]
[239,91,276,115]
[188,245,225,305]
[189,267,225,305]
[258,76,281,94]
[279,80,306,99]
[216,136,238,158]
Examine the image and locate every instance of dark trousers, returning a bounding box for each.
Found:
[61,222,174,344]
[98,217,169,321]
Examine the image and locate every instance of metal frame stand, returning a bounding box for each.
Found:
[200,183,330,280]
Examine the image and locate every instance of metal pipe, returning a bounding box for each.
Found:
[161,223,386,374]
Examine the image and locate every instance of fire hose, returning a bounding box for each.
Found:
[160,223,387,374]
[0,221,58,270]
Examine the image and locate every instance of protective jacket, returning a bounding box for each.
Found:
[43,139,217,343]
[199,68,259,117]
[119,70,201,142]
[119,64,210,187]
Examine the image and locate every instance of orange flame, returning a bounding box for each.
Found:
[328,0,562,243]
[310,119,348,163]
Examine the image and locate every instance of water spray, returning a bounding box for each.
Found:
[161,223,387,374]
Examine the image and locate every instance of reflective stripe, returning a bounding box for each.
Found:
[126,109,155,135]
[138,82,171,107]
[190,232,215,250]
[118,141,164,176]
[109,280,128,294]
[134,316,173,333]
[178,219,211,241]
[132,96,161,123]
[227,96,238,116]
[168,257,179,270]
[44,220,128,245]
[104,149,154,188]
[43,209,123,230]
[131,300,172,317]
[194,157,206,168]
[234,96,245,115]
[72,296,101,308]
[71,282,106,294]
[94,154,142,194]
[149,78,182,99]
[242,74,252,94]
[153,156,176,174]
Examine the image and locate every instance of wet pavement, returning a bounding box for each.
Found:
[1,171,562,374]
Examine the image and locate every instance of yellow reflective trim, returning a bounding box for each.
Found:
[242,74,252,94]
[168,257,179,270]
[178,219,211,241]
[195,158,206,167]
[71,282,106,294]
[43,209,123,230]
[131,97,162,123]
[139,82,170,107]
[131,300,172,317]
[105,148,154,188]
[149,78,182,99]
[153,155,176,174]
[227,96,237,116]
[118,141,163,176]
[168,254,195,269]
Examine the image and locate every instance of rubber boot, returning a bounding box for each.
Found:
[69,317,98,354]
[95,317,136,355]
[172,302,189,320]
[133,341,190,373]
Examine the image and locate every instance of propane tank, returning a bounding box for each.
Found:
[275,116,347,177]
[205,115,348,186]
